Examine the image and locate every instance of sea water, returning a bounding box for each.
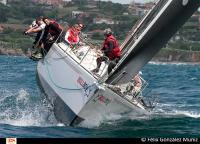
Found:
[0,55,200,138]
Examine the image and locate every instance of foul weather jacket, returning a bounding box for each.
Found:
[102,35,121,60]
[65,28,80,45]
[42,21,62,43]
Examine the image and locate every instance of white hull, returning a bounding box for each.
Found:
[35,0,200,126]
[36,43,148,126]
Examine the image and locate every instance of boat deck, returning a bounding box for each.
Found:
[57,42,108,79]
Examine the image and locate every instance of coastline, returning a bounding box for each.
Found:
[0,47,27,56]
[0,47,32,57]
[1,47,200,64]
[152,48,200,63]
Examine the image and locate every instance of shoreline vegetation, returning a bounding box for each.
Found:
[0,0,199,63]
[1,46,200,63]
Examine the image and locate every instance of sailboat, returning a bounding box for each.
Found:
[36,0,200,126]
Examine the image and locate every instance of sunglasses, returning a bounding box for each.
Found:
[78,24,84,29]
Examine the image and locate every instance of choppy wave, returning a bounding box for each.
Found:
[0,88,57,127]
[149,61,200,66]
[1,55,200,137]
[168,110,200,119]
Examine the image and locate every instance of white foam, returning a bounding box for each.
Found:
[0,89,57,127]
[149,61,199,66]
[79,111,152,128]
[0,89,13,102]
[56,123,65,127]
[79,114,104,128]
[151,103,200,119]
[105,113,122,121]
[190,77,197,80]
[79,113,124,128]
[173,110,200,118]
[16,89,29,102]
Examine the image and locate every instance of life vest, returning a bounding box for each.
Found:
[102,35,121,60]
[65,28,80,45]
[48,20,63,36]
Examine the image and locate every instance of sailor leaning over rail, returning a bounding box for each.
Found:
[24,17,63,60]
[92,28,121,74]
[24,16,46,59]
[41,17,63,56]
[126,72,142,97]
[109,71,143,98]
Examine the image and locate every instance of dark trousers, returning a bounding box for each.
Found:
[42,35,60,56]
[96,56,109,69]
[107,57,120,74]
[33,31,42,45]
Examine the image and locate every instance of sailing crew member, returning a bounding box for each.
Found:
[41,17,63,54]
[92,28,121,74]
[24,16,46,59]
[132,72,142,96]
[125,72,142,97]
[64,23,84,48]
[29,19,38,29]
[24,16,46,49]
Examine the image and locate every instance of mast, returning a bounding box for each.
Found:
[120,0,166,54]
[105,0,200,85]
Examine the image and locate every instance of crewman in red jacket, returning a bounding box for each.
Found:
[93,28,121,74]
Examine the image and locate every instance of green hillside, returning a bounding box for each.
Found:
[0,0,200,54]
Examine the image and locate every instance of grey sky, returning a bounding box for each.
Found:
[99,0,153,4]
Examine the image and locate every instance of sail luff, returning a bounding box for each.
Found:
[120,0,168,54]
[106,0,200,85]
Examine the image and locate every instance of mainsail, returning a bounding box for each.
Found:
[120,0,167,54]
[106,0,200,85]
